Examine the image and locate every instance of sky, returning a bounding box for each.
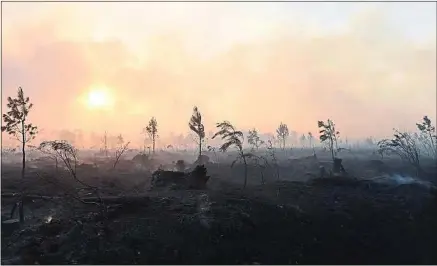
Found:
[1,1,436,148]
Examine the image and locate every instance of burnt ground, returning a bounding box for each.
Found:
[2,173,437,265]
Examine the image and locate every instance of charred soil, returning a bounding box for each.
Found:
[2,174,437,265]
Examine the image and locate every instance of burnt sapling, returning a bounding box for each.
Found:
[38,140,103,205]
[2,87,38,223]
[145,117,158,155]
[112,134,130,169]
[416,115,437,160]
[248,128,264,151]
[377,116,435,178]
[213,121,254,189]
[318,119,346,174]
[251,154,270,185]
[101,131,109,157]
[276,122,289,150]
[307,132,316,156]
[189,106,206,160]
[265,139,280,181]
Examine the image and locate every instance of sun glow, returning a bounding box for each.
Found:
[86,86,114,110]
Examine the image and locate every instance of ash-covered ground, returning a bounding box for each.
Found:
[1,148,437,264]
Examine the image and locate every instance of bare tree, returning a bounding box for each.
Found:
[39,141,79,178]
[113,134,130,169]
[38,140,103,205]
[308,132,316,155]
[213,121,254,189]
[101,131,109,157]
[1,87,38,223]
[188,106,205,159]
[276,122,289,150]
[251,155,270,185]
[248,128,264,151]
[145,117,158,154]
[37,143,60,172]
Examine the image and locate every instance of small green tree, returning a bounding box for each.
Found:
[212,121,253,188]
[276,122,289,150]
[318,119,340,162]
[189,106,205,159]
[1,87,38,223]
[248,128,263,151]
[145,117,158,154]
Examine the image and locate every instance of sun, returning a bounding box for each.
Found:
[86,87,114,110]
[88,90,108,107]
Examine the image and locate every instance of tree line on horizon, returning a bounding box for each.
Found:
[2,86,436,223]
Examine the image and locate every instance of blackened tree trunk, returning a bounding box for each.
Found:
[19,121,26,223]
[199,137,202,158]
[243,156,248,189]
[333,158,346,175]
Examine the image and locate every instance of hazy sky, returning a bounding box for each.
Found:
[2,2,436,147]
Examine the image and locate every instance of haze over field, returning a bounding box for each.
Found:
[2,2,436,148]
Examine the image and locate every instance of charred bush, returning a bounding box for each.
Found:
[187,165,210,189]
[150,165,210,190]
[333,158,347,175]
[151,170,186,189]
[176,160,186,172]
[132,153,150,164]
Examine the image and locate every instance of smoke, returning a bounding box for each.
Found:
[376,173,434,189]
[2,2,436,148]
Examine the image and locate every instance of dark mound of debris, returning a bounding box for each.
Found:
[151,165,210,190]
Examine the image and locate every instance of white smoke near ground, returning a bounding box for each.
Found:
[374,173,435,189]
